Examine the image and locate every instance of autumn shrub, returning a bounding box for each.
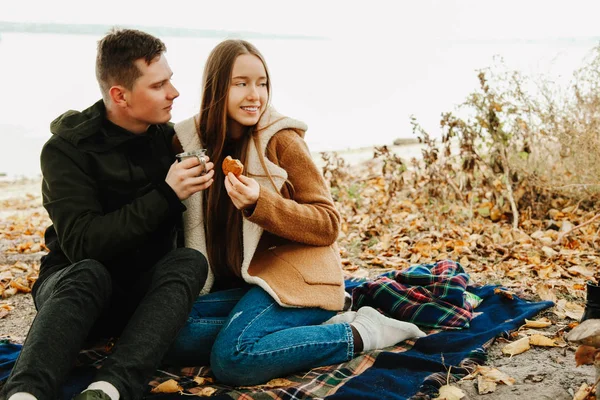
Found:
[410,47,600,227]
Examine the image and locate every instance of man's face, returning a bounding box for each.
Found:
[123,54,179,130]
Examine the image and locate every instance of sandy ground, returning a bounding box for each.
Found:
[455,318,595,399]
[0,152,597,400]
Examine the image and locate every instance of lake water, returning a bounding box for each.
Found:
[0,31,597,178]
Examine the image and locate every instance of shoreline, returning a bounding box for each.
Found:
[312,140,423,166]
[0,139,424,181]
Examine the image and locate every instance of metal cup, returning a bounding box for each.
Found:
[176,149,207,175]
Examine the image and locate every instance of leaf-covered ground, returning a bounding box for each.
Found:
[0,150,599,398]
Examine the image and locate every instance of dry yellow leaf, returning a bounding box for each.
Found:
[477,375,497,394]
[434,384,465,400]
[263,378,295,387]
[523,318,552,328]
[535,283,557,303]
[379,234,392,251]
[536,265,552,279]
[502,336,530,356]
[567,265,595,277]
[150,379,182,393]
[518,329,552,337]
[505,269,521,278]
[494,287,515,300]
[529,254,542,265]
[10,279,31,293]
[193,376,214,385]
[2,287,17,298]
[0,271,14,281]
[572,382,593,400]
[529,334,557,347]
[188,386,217,396]
[564,301,585,321]
[240,378,295,390]
[490,206,502,222]
[476,366,515,385]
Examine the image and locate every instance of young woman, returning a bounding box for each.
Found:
[168,39,425,386]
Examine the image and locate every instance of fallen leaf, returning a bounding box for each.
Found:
[523,318,552,328]
[564,302,585,321]
[476,366,515,385]
[434,384,465,400]
[193,376,215,385]
[575,345,597,366]
[502,336,530,356]
[541,246,558,258]
[567,265,595,278]
[150,379,182,393]
[494,287,515,300]
[188,386,218,396]
[536,283,557,303]
[536,265,553,279]
[10,279,31,293]
[477,375,497,394]
[529,334,557,347]
[2,287,17,298]
[572,382,594,400]
[263,378,295,387]
[241,378,295,389]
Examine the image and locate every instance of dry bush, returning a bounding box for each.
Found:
[531,46,600,196]
[410,48,600,226]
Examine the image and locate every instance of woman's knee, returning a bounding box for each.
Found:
[210,342,269,386]
[210,348,249,386]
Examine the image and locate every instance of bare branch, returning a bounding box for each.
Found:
[554,213,600,245]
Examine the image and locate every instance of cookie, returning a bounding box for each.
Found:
[222,155,244,177]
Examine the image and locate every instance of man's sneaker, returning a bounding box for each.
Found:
[72,390,111,400]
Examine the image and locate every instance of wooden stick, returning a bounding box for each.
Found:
[554,213,600,245]
[501,148,520,231]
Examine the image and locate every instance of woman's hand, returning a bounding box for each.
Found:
[224,173,260,210]
[166,156,215,200]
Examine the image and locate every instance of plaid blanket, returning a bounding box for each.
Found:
[352,260,474,329]
[148,345,408,399]
[0,337,424,399]
[0,283,554,399]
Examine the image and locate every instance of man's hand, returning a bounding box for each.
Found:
[224,173,260,210]
[166,156,214,200]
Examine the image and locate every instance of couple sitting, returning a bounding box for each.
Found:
[1,28,425,400]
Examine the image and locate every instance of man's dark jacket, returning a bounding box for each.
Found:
[34,100,185,295]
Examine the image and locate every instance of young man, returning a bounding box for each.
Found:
[1,29,214,400]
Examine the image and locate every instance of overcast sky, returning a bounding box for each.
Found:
[2,0,600,41]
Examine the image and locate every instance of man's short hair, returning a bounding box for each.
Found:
[96,28,166,100]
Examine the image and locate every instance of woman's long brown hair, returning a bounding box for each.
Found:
[198,39,272,279]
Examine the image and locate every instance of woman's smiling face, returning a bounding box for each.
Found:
[227,53,269,139]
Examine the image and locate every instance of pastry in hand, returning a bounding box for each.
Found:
[222,156,244,177]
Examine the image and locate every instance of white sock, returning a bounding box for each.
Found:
[350,306,427,351]
[8,393,37,400]
[84,381,120,400]
[323,311,357,325]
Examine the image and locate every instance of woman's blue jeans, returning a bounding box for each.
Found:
[165,286,354,386]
